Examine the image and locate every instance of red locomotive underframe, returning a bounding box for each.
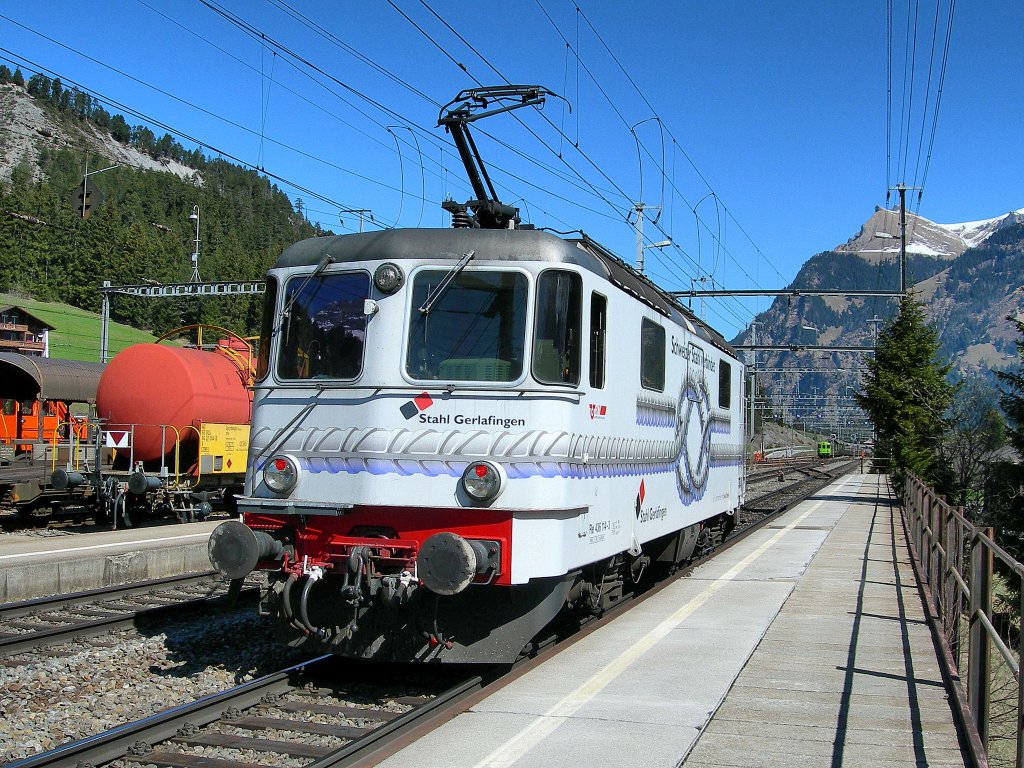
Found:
[244,505,514,586]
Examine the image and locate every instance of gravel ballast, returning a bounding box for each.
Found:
[0,609,308,762]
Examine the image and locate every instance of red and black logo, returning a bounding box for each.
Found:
[635,479,645,519]
[400,392,434,420]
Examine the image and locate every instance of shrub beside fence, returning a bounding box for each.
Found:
[904,473,1024,768]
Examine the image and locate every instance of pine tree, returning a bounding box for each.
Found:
[999,319,1024,460]
[974,318,1024,561]
[109,114,131,143]
[936,374,1005,511]
[26,73,50,97]
[856,292,954,494]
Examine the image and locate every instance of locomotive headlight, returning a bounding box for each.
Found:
[263,454,299,494]
[461,460,502,502]
[373,262,404,294]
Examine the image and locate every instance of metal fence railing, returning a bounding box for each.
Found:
[904,473,1024,768]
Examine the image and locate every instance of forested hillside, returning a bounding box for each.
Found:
[0,70,324,337]
[930,220,1024,365]
[736,213,1024,406]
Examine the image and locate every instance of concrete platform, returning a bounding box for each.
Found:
[379,474,969,768]
[0,520,222,602]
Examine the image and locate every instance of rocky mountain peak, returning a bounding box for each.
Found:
[835,205,1023,262]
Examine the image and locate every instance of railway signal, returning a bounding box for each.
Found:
[70,178,104,219]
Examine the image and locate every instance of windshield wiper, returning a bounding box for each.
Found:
[279,254,334,342]
[419,250,475,315]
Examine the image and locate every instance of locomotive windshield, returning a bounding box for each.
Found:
[407,269,528,382]
[277,271,370,380]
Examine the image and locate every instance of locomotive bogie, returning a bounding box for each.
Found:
[214,228,747,662]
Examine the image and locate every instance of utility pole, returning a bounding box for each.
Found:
[632,202,669,274]
[889,183,921,296]
[188,205,201,283]
[897,183,907,296]
[340,208,372,233]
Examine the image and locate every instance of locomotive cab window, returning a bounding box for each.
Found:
[255,276,278,381]
[407,269,527,382]
[640,318,666,392]
[718,360,732,408]
[277,271,370,381]
[533,270,581,385]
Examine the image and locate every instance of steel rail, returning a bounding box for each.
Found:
[0,572,256,656]
[741,459,859,515]
[304,676,484,768]
[0,571,221,619]
[4,656,334,768]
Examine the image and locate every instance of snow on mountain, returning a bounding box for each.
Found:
[935,208,1024,249]
[835,205,1024,260]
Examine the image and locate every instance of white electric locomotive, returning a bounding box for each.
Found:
[208,87,747,663]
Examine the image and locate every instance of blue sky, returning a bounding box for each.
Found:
[1,1,1020,339]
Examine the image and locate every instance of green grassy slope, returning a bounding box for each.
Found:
[1,293,158,361]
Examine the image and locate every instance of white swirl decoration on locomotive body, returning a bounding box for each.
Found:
[210,227,746,663]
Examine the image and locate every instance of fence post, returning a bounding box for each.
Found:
[924,490,934,591]
[921,479,929,557]
[934,498,946,621]
[945,506,962,661]
[968,526,993,750]
[1017,586,1024,768]
[931,495,942,612]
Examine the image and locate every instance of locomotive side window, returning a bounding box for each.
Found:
[589,292,607,389]
[719,360,732,408]
[533,270,581,385]
[277,272,370,381]
[2,399,14,416]
[255,276,278,381]
[407,270,527,382]
[640,319,665,391]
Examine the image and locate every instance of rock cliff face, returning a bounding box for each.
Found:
[0,83,197,184]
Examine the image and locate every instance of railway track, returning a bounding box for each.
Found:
[2,460,863,766]
[742,457,860,519]
[0,571,259,661]
[7,656,482,768]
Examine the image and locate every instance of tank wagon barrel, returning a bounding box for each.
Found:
[97,343,251,463]
[88,334,253,526]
